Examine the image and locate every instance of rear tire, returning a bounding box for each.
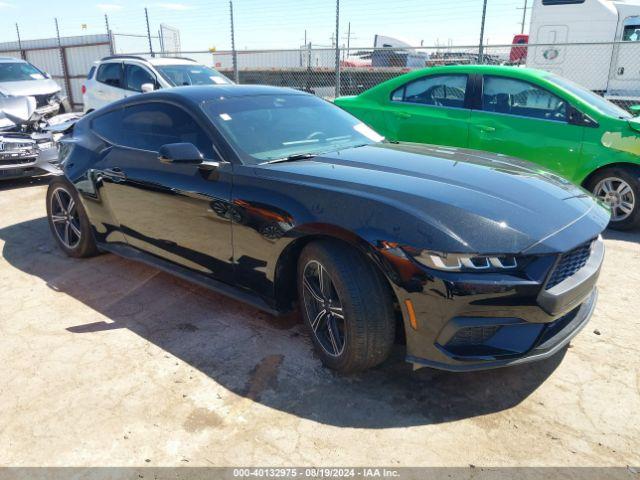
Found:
[297,240,395,373]
[587,166,640,230]
[46,176,99,258]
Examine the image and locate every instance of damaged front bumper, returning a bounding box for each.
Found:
[0,143,60,180]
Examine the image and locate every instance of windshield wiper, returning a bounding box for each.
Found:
[260,153,317,165]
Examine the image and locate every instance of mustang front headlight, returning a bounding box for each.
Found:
[413,251,519,272]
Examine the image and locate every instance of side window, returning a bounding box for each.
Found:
[482,76,567,122]
[622,18,640,42]
[87,66,96,80]
[392,75,468,108]
[119,103,214,157]
[124,64,156,92]
[391,87,404,102]
[96,63,121,88]
[91,108,123,144]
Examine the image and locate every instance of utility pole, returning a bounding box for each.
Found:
[55,18,73,109]
[478,0,488,64]
[15,23,24,60]
[145,7,154,57]
[346,22,351,59]
[158,27,165,54]
[104,14,114,55]
[229,0,239,83]
[520,0,528,34]
[334,0,340,98]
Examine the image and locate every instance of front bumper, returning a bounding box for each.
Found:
[0,148,60,180]
[407,288,597,371]
[390,237,604,372]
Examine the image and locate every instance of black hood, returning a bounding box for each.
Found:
[258,143,610,254]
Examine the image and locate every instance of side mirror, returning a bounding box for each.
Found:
[158,143,204,165]
[141,83,155,93]
[629,105,640,115]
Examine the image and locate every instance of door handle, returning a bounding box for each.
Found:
[102,167,127,182]
[394,112,412,119]
[476,125,496,133]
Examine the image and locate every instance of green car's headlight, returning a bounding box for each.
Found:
[412,251,519,272]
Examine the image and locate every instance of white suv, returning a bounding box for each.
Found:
[82,55,232,112]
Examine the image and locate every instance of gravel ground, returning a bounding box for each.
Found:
[0,176,638,469]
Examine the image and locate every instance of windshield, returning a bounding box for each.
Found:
[155,64,231,86]
[547,74,632,119]
[201,94,384,164]
[0,62,46,82]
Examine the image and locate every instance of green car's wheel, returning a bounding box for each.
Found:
[588,166,640,230]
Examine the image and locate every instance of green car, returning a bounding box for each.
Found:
[335,65,640,230]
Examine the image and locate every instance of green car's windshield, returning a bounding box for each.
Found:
[156,64,231,86]
[0,62,45,82]
[202,94,384,164]
[547,73,632,119]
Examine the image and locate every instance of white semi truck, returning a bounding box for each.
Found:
[525,0,640,104]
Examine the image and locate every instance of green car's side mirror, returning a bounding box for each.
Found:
[629,105,640,115]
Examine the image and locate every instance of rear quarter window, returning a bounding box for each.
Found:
[96,63,121,88]
[87,66,96,80]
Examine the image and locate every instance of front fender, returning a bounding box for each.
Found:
[577,127,640,184]
[230,166,442,308]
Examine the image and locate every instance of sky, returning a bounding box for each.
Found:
[0,0,530,52]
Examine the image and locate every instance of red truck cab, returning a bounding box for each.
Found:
[510,34,529,64]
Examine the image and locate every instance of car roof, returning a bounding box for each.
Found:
[146,57,201,66]
[97,55,203,66]
[407,64,550,78]
[87,84,313,125]
[144,84,309,100]
[0,57,26,63]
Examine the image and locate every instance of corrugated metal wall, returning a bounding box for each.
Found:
[0,34,111,110]
[65,43,112,107]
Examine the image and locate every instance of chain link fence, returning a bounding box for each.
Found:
[171,42,640,111]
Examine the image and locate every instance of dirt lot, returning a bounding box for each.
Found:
[0,176,639,468]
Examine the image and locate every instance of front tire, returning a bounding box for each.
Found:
[587,166,640,230]
[46,176,99,258]
[297,240,395,373]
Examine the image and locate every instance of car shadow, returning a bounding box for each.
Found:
[0,175,51,192]
[0,216,566,429]
[602,228,640,244]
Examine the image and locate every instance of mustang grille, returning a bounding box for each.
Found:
[546,240,594,290]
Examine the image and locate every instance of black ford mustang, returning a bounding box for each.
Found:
[47,85,609,373]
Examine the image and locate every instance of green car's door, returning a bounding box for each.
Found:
[384,74,471,147]
[468,75,585,179]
